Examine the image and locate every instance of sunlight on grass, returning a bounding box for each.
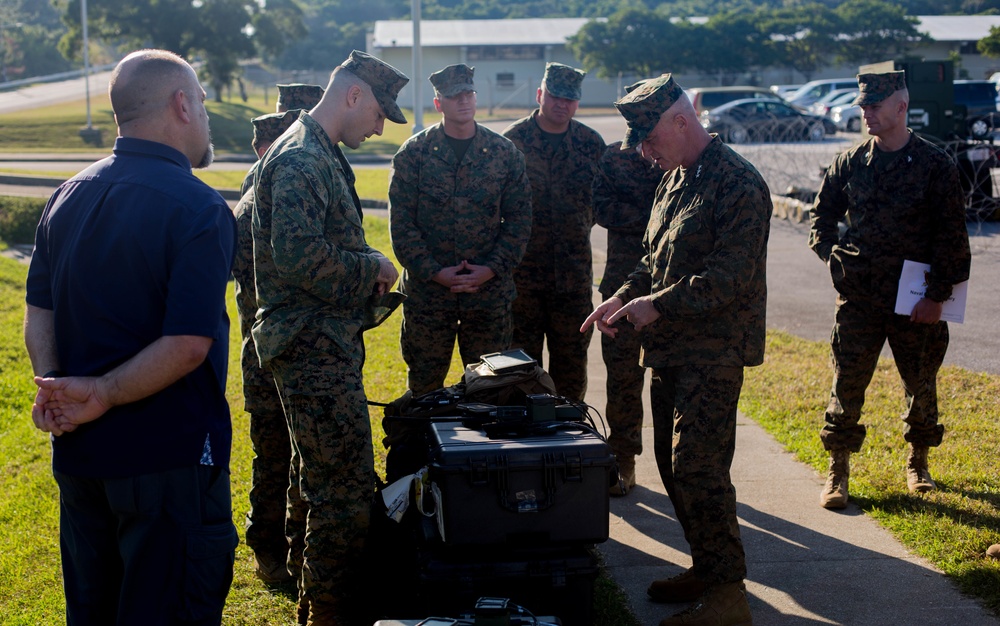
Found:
[739,330,1000,612]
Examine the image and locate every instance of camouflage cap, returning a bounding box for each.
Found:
[853,70,906,106]
[363,291,406,331]
[340,49,409,124]
[542,62,586,101]
[624,79,648,95]
[251,109,301,152]
[615,73,685,150]
[276,83,324,112]
[430,64,475,98]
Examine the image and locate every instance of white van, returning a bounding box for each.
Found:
[788,79,858,108]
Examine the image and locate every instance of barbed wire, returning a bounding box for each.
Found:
[725,123,1000,239]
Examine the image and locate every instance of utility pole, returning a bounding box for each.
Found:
[411,0,423,133]
[78,0,101,145]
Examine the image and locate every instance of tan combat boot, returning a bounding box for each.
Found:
[253,550,294,584]
[611,455,637,497]
[819,449,850,509]
[906,445,937,493]
[658,581,753,626]
[648,567,709,603]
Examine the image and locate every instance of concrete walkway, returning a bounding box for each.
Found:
[586,225,1000,626]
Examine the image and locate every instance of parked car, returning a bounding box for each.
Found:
[685,86,785,115]
[830,103,862,132]
[809,88,859,117]
[700,98,833,143]
[954,80,999,139]
[770,84,802,98]
[787,78,858,109]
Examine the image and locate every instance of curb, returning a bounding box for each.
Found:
[0,173,389,207]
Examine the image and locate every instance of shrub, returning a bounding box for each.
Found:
[0,196,45,245]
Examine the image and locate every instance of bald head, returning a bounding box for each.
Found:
[108,49,214,168]
[110,50,199,128]
[310,66,384,147]
[327,66,373,101]
[668,92,699,123]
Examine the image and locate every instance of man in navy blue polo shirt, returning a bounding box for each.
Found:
[24,49,238,626]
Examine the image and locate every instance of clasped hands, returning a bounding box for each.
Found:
[434,260,496,293]
[31,375,110,436]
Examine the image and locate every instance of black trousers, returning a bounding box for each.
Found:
[55,465,238,626]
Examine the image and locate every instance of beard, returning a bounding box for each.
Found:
[194,141,215,169]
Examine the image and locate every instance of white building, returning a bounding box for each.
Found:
[370,15,1000,111]
[370,18,623,111]
[916,15,1000,79]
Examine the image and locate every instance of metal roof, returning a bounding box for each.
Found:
[372,18,592,48]
[917,15,1000,41]
[371,15,1000,49]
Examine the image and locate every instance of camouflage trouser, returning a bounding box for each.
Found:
[244,381,296,564]
[511,288,594,402]
[821,300,948,452]
[650,364,747,585]
[400,303,512,395]
[268,328,375,617]
[601,319,645,460]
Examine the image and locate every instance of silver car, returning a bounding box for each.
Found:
[831,103,862,133]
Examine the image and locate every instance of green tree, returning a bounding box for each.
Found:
[977,25,1000,59]
[696,10,775,85]
[58,0,306,101]
[568,8,685,78]
[275,0,407,71]
[758,5,842,82]
[834,0,925,67]
[0,0,73,82]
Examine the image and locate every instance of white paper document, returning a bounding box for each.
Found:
[894,260,968,324]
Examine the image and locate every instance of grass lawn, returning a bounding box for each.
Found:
[0,93,424,157]
[0,93,544,158]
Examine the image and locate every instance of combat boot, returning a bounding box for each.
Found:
[253,550,294,584]
[819,449,850,509]
[658,581,753,626]
[906,445,936,493]
[648,568,709,603]
[305,601,344,626]
[611,455,637,497]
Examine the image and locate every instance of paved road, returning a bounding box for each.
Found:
[767,216,1000,374]
[0,70,116,114]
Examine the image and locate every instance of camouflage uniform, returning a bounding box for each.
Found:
[390,124,532,393]
[809,132,971,452]
[241,110,302,196]
[389,65,532,394]
[233,109,306,576]
[614,74,771,586]
[593,140,662,464]
[232,188,293,574]
[502,65,605,401]
[250,51,408,619]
